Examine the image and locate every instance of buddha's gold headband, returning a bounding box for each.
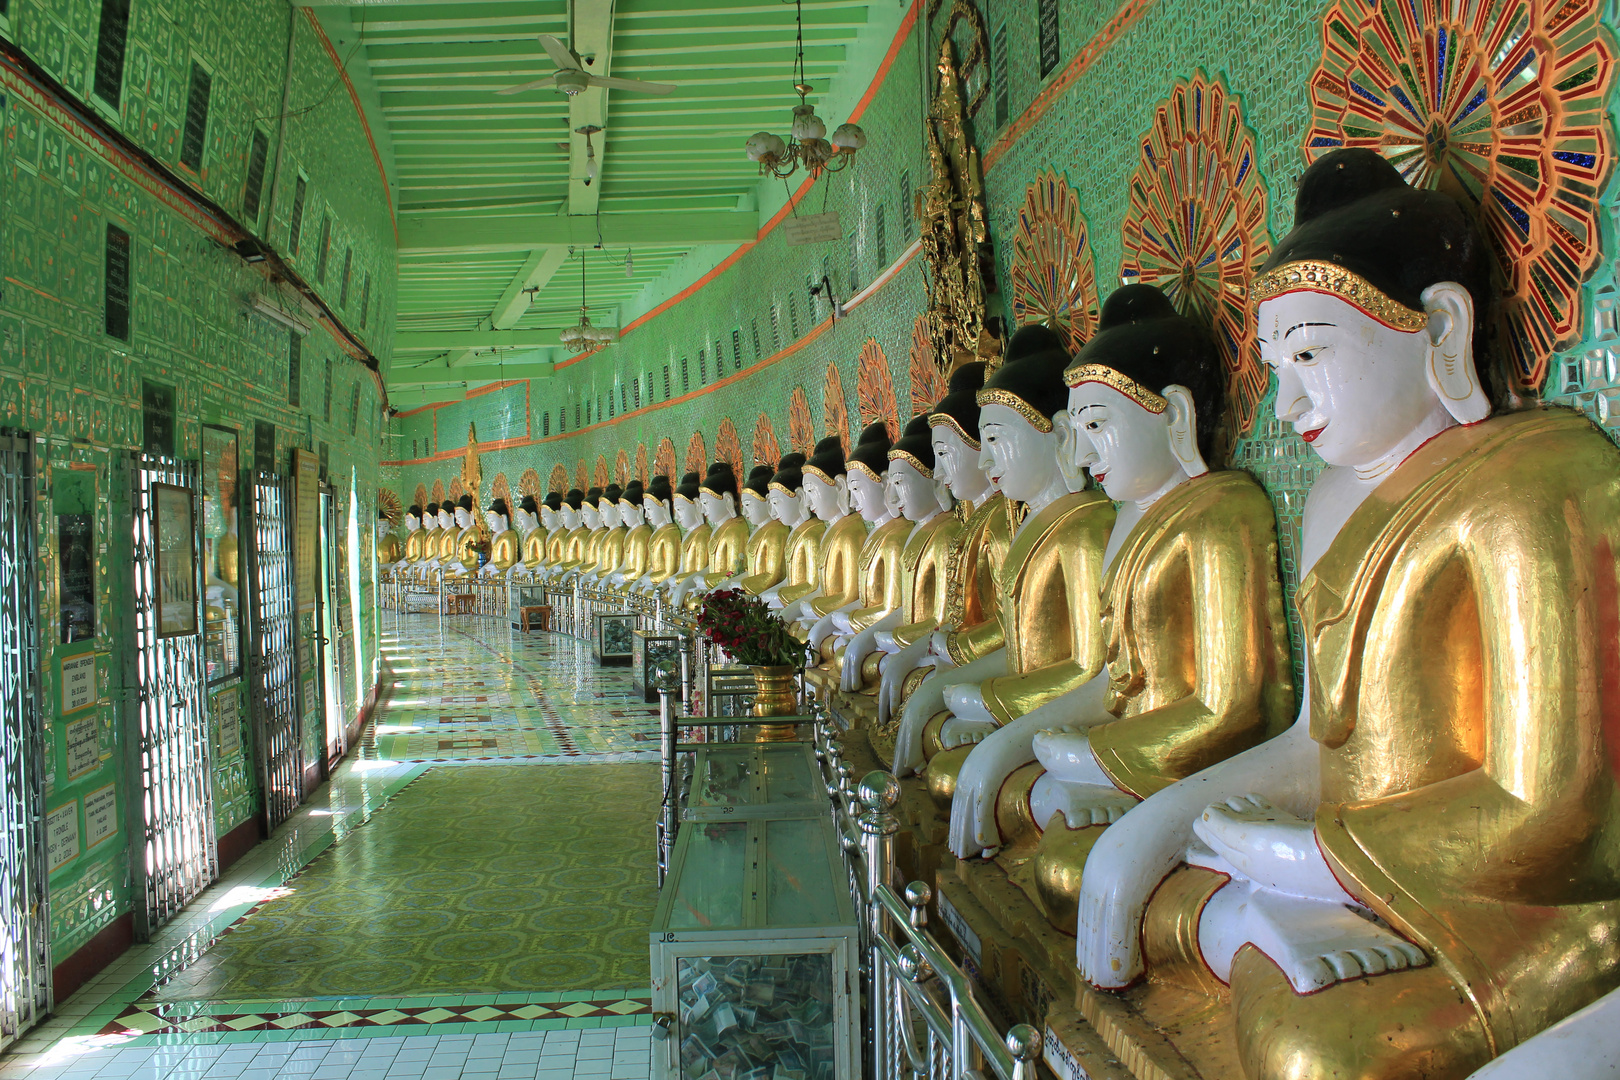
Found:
[1250,259,1429,333]
[802,464,841,484]
[926,413,981,451]
[974,388,1055,433]
[1063,364,1168,413]
[767,480,802,495]
[887,448,934,478]
[847,460,884,483]
[673,493,696,504]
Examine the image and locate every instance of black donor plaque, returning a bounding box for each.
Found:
[254,420,276,475]
[142,380,175,457]
[1038,0,1061,80]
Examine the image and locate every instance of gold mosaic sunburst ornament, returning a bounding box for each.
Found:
[715,419,744,477]
[753,414,781,467]
[1304,0,1615,392]
[684,432,707,477]
[822,363,852,453]
[634,445,649,485]
[1121,70,1272,435]
[653,438,676,481]
[1011,169,1100,355]
[546,465,567,495]
[519,468,542,501]
[787,388,815,455]
[377,488,403,528]
[593,456,609,490]
[908,314,946,416]
[614,450,629,486]
[856,339,900,441]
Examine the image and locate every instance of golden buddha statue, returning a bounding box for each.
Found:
[543,492,573,573]
[696,462,750,593]
[747,455,824,603]
[889,364,1016,763]
[450,495,482,575]
[561,485,607,581]
[548,489,590,577]
[669,471,711,597]
[1071,149,1620,1080]
[609,481,651,591]
[401,503,429,569]
[428,502,457,572]
[635,475,682,594]
[916,327,1116,832]
[731,465,787,592]
[583,484,627,582]
[837,414,960,717]
[375,510,402,570]
[804,424,906,693]
[482,498,520,574]
[515,494,550,576]
[777,436,869,630]
[941,285,1294,931]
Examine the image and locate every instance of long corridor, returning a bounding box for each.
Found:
[0,616,661,1080]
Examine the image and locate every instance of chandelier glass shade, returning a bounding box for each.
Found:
[561,248,615,353]
[744,0,865,180]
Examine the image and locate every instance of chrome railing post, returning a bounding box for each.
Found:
[858,772,900,1080]
[657,688,677,886]
[1005,1026,1041,1080]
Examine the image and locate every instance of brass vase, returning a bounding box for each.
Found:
[750,665,799,742]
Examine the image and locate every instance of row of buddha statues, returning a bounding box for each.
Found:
[378,150,1620,1079]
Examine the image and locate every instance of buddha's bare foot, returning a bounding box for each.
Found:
[1192,795,1345,902]
[1227,885,1428,993]
[940,716,997,749]
[1029,775,1136,830]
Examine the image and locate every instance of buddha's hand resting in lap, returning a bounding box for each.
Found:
[939,683,997,748]
[1192,794,1348,901]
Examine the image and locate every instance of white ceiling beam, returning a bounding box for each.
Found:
[490,246,573,330]
[568,0,615,217]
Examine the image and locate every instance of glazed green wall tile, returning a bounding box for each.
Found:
[0,0,394,965]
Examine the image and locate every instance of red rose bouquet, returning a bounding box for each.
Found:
[695,588,809,668]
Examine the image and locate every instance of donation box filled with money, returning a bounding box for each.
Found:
[649,785,858,1079]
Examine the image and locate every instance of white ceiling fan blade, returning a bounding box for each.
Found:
[538,34,582,72]
[587,74,677,95]
[495,74,558,96]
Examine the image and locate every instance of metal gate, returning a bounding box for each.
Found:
[125,453,215,937]
[317,488,348,770]
[0,434,48,1048]
[248,471,302,832]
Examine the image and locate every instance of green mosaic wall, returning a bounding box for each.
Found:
[385,0,1620,682]
[0,0,395,969]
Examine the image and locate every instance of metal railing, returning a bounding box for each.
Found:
[813,713,1041,1080]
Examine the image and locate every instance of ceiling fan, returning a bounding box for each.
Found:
[497,34,676,97]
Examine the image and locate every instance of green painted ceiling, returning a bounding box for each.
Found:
[316,0,877,390]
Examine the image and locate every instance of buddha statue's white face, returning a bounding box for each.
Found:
[1064,383,1184,504]
[514,508,539,533]
[1257,285,1485,471]
[452,506,471,529]
[978,403,1061,505]
[580,504,602,529]
[540,506,559,530]
[699,489,736,524]
[848,472,888,523]
[422,512,439,532]
[405,513,420,532]
[887,462,939,521]
[599,501,621,528]
[931,426,989,501]
[619,500,645,528]
[483,509,506,533]
[802,474,846,522]
[559,505,581,529]
[376,519,393,538]
[767,487,804,525]
[741,491,772,527]
[643,497,672,527]
[673,495,705,531]
[437,509,454,530]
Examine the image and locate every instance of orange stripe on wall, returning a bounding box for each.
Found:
[303,10,398,241]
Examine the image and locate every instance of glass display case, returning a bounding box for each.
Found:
[682,743,823,820]
[594,611,636,665]
[651,811,858,1080]
[633,629,683,702]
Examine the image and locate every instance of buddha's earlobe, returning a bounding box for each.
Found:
[1052,411,1088,487]
[1164,385,1209,479]
[1421,282,1490,424]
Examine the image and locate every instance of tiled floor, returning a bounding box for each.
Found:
[0,614,661,1080]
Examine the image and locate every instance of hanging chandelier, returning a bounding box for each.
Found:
[744,0,865,179]
[558,247,616,353]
